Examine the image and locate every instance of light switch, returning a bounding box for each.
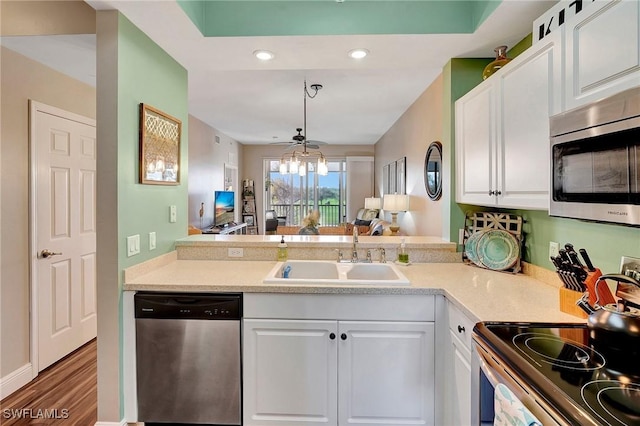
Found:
[169,205,177,223]
[149,232,156,250]
[127,234,140,257]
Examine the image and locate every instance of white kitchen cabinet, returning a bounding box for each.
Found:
[243,319,338,425]
[338,321,434,426]
[242,294,435,426]
[565,0,640,110]
[456,30,563,209]
[443,301,476,426]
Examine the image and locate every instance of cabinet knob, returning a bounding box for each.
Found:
[329,333,336,340]
[457,325,466,333]
[496,190,502,196]
[340,333,347,340]
[488,190,495,196]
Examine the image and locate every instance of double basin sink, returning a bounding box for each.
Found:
[263,260,410,286]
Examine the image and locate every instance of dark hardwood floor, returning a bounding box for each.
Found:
[0,339,97,425]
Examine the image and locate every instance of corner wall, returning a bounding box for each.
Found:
[374,75,445,237]
[96,11,188,422]
[188,115,243,228]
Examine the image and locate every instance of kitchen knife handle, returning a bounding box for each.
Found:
[567,250,584,268]
[558,248,571,263]
[579,248,596,272]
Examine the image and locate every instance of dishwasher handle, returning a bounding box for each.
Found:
[135,292,242,320]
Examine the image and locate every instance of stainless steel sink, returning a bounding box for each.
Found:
[263,260,410,286]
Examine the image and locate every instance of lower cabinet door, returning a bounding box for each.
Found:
[337,321,435,426]
[449,330,472,426]
[243,319,338,425]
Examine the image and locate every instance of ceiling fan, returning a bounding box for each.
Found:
[270,80,327,150]
[272,127,327,150]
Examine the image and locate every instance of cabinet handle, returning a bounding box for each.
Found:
[488,190,495,196]
[457,325,466,333]
[329,333,336,340]
[496,190,502,195]
[340,333,347,340]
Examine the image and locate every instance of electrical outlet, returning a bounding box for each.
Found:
[549,241,559,258]
[169,205,177,223]
[127,234,140,257]
[228,248,244,258]
[620,256,640,279]
[149,232,156,250]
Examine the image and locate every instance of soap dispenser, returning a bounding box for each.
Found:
[398,238,409,263]
[277,235,288,261]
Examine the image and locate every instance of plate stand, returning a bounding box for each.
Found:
[462,211,523,274]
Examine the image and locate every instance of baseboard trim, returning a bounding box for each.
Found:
[0,363,34,400]
[94,420,128,426]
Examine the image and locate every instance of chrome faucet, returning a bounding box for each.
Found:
[351,226,359,262]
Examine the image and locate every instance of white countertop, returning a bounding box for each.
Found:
[124,257,581,324]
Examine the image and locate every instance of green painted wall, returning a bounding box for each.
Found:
[443,58,492,247]
[117,14,189,270]
[178,0,500,37]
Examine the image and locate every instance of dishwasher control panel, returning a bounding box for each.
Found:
[134,292,242,320]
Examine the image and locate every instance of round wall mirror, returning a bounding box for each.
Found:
[424,141,443,200]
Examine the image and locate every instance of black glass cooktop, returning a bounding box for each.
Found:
[475,322,640,426]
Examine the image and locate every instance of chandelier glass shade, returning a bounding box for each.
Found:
[279,80,328,176]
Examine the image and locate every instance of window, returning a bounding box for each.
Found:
[265,158,346,226]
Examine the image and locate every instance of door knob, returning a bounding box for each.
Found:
[40,249,62,259]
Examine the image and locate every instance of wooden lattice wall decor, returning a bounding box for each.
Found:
[139,103,181,185]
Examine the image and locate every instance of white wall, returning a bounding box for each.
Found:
[188,115,243,228]
[374,74,444,237]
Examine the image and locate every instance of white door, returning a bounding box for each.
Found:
[338,321,435,426]
[31,101,97,371]
[242,319,338,426]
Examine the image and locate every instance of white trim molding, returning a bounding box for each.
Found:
[0,363,34,400]
[94,420,129,426]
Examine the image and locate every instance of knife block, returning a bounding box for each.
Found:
[559,287,588,319]
[583,268,617,306]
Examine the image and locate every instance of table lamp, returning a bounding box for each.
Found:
[383,194,410,235]
[364,197,382,210]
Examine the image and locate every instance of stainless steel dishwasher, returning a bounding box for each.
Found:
[135,292,242,425]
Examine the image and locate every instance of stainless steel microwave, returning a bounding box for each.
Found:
[550,86,640,226]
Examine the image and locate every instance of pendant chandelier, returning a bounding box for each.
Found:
[279,80,328,176]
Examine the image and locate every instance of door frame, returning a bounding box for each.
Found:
[28,100,96,379]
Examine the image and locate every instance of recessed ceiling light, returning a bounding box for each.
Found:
[253,50,275,61]
[348,48,369,59]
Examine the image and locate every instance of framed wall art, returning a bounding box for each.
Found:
[396,156,406,195]
[139,103,182,185]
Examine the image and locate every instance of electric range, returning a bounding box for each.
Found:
[473,322,640,426]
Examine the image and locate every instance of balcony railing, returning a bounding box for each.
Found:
[269,203,344,226]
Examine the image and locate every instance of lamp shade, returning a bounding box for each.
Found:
[383,194,410,212]
[364,197,381,210]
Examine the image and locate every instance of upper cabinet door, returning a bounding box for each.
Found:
[455,82,497,207]
[496,31,563,210]
[565,0,640,109]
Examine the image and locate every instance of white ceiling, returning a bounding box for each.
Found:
[2,0,557,146]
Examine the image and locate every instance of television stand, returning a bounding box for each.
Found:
[202,222,247,235]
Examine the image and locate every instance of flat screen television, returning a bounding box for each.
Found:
[214,190,235,227]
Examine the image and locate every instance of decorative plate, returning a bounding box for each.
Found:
[477,229,519,271]
[464,230,486,268]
